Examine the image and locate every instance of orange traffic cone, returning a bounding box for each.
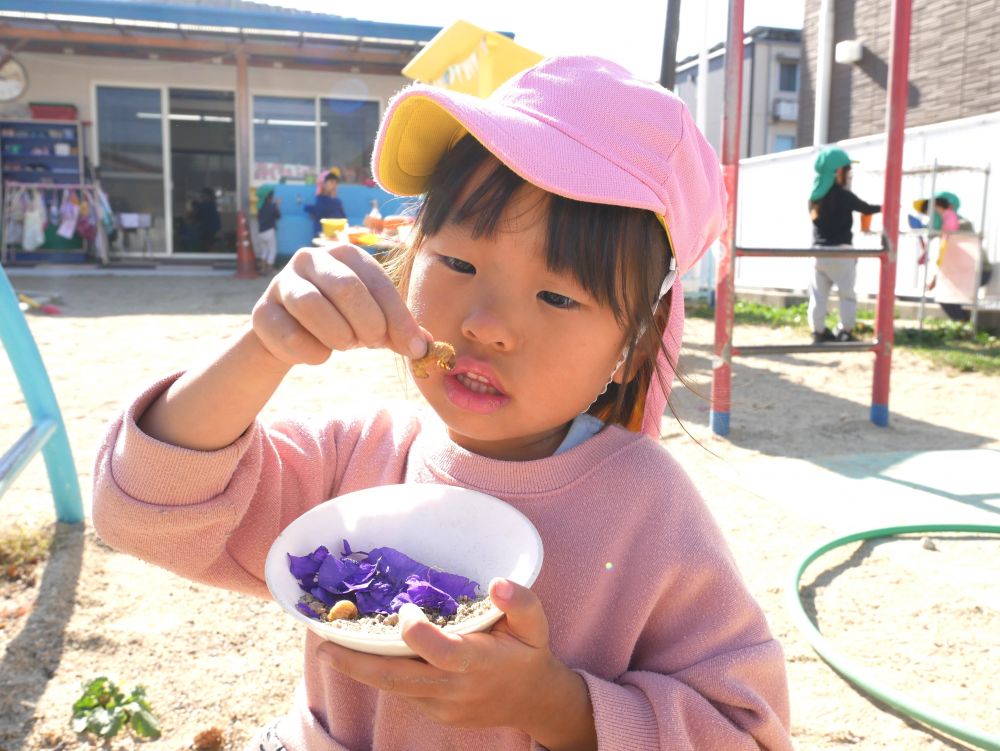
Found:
[235,210,258,279]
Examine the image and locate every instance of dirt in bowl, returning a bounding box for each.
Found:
[297,593,494,634]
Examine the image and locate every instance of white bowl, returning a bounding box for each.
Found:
[264,483,544,656]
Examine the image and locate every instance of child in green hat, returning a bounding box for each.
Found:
[808,146,881,343]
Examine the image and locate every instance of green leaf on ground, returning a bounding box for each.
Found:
[71,677,161,740]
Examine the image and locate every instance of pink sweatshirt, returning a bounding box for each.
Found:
[93,376,792,751]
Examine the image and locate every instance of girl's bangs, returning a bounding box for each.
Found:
[414,135,667,324]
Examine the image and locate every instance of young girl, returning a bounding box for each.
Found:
[93,56,792,751]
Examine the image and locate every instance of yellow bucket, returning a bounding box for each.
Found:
[321,218,348,237]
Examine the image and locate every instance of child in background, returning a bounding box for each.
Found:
[256,187,281,272]
[916,192,993,321]
[305,168,347,236]
[93,57,792,751]
[807,147,881,343]
[912,192,963,235]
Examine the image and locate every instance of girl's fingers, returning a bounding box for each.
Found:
[487,579,549,649]
[316,641,451,699]
[292,249,387,349]
[251,297,332,365]
[324,245,429,358]
[399,604,478,674]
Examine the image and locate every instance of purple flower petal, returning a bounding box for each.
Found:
[427,570,478,600]
[355,580,395,614]
[316,555,375,593]
[310,586,336,606]
[287,540,480,619]
[287,552,322,580]
[368,547,429,590]
[390,576,458,616]
[296,601,321,619]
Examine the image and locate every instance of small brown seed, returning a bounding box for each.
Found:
[411,341,456,378]
[326,600,359,621]
[383,612,399,626]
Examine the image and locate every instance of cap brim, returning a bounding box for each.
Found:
[373,86,664,215]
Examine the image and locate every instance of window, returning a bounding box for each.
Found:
[319,98,380,184]
[774,134,796,152]
[778,61,799,92]
[96,86,166,252]
[253,96,317,183]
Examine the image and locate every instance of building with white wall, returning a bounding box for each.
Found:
[674,26,802,158]
[0,0,442,261]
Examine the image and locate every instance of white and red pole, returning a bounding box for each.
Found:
[871,0,912,426]
[709,0,745,436]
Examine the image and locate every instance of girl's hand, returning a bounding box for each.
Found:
[316,579,597,751]
[251,244,430,366]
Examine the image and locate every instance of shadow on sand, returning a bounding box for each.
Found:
[671,341,998,518]
[673,341,995,457]
[0,523,84,750]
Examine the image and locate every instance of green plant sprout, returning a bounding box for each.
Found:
[71,676,161,741]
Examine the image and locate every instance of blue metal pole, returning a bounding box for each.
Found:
[0,268,83,523]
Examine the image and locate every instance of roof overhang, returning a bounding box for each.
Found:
[0,0,442,74]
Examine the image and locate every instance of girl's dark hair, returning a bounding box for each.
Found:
[385,135,675,431]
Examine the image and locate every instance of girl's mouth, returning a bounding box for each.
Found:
[455,371,502,395]
[443,363,510,414]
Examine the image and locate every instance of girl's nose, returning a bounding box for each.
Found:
[460,301,517,352]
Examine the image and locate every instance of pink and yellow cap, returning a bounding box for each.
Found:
[372,56,727,437]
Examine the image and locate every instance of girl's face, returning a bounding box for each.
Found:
[406,189,629,461]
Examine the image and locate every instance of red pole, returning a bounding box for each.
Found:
[871,0,912,427]
[710,0,745,436]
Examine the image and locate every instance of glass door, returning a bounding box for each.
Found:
[96,86,166,255]
[168,88,236,254]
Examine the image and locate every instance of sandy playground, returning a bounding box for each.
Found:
[0,271,998,750]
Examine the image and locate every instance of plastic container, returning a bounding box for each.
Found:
[264,483,543,657]
[364,199,384,233]
[29,103,78,121]
[320,217,348,238]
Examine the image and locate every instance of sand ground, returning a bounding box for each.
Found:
[1,272,997,750]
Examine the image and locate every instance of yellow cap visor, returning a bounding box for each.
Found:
[376,95,472,196]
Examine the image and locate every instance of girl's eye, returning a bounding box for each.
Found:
[440,255,475,274]
[538,291,578,309]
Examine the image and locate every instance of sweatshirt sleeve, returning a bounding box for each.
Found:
[574,485,792,750]
[91,374,385,598]
[576,638,791,751]
[846,190,881,215]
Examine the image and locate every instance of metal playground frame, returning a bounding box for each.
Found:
[709,0,913,436]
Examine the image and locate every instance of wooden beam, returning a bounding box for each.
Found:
[0,24,413,65]
[3,40,404,74]
[235,48,250,221]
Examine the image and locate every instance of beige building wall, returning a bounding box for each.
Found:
[0,51,410,163]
